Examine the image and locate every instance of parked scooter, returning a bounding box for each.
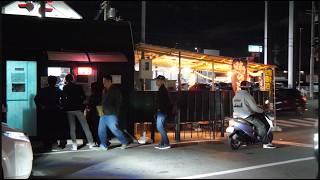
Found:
[226,112,274,150]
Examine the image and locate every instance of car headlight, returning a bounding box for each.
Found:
[2,131,30,142]
[314,133,318,150]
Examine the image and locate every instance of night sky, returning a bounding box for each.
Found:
[67,1,313,71]
[1,1,316,72]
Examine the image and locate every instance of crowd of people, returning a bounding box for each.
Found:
[35,74,172,151]
[35,72,274,152]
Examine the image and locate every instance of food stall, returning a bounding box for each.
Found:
[134,43,275,96]
[133,43,276,142]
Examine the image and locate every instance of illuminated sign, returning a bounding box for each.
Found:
[231,59,248,92]
[77,67,92,75]
[248,45,263,53]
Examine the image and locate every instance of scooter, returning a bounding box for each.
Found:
[226,112,274,150]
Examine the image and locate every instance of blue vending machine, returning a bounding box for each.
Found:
[6,61,37,136]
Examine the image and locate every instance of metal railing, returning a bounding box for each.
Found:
[130,90,269,142]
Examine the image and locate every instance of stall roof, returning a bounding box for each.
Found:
[135,43,275,73]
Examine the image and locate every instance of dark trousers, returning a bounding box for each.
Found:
[245,113,270,144]
[38,109,66,148]
[86,111,100,144]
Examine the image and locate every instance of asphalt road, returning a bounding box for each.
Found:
[31,128,317,179]
[31,100,318,179]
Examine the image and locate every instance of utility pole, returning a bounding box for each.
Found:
[264,1,268,65]
[310,1,315,99]
[288,1,294,89]
[298,27,303,90]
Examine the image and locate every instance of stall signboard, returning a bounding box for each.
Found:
[41,76,48,88]
[139,58,153,79]
[264,69,272,91]
[112,75,121,84]
[231,59,247,92]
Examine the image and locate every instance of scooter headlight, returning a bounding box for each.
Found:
[265,100,269,105]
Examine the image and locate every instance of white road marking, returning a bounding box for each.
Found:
[275,122,298,128]
[276,120,313,127]
[272,140,313,148]
[289,119,317,125]
[176,157,315,179]
[303,118,318,122]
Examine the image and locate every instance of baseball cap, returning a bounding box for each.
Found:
[155,75,166,80]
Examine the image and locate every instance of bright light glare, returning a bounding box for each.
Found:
[48,67,62,76]
[314,133,318,150]
[3,131,30,142]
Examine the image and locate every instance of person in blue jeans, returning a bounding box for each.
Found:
[98,74,128,150]
[154,75,171,150]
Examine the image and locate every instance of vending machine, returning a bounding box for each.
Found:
[6,61,37,136]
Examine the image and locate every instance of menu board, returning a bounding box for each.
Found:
[264,69,272,91]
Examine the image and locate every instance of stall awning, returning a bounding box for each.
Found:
[135,43,275,72]
[47,51,128,62]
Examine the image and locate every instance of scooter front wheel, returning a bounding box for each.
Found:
[229,134,241,150]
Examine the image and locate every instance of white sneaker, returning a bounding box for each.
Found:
[88,143,94,149]
[263,143,276,149]
[72,144,77,151]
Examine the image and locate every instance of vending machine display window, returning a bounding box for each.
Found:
[48,67,70,90]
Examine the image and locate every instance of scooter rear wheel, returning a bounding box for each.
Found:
[229,134,241,150]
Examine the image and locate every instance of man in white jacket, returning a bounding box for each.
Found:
[233,81,276,149]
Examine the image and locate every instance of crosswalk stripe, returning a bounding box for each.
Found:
[275,122,298,128]
[303,118,318,122]
[289,119,317,125]
[276,120,313,127]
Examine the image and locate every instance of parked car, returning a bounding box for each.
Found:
[2,122,33,179]
[189,83,212,91]
[275,88,307,114]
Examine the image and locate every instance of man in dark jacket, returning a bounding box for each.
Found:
[62,74,94,151]
[34,76,65,150]
[97,74,128,150]
[154,75,171,150]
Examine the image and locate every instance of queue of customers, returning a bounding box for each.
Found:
[35,74,172,151]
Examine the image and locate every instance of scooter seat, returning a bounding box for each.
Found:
[234,118,252,126]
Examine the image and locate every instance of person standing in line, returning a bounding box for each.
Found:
[154,75,171,150]
[62,74,94,151]
[34,76,66,151]
[84,82,101,146]
[97,74,128,150]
